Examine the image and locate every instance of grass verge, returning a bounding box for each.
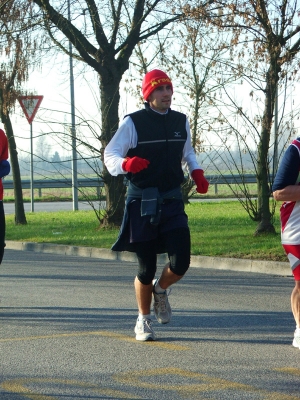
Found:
[5,201,285,262]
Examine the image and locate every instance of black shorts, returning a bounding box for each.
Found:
[135,226,191,284]
[128,198,188,243]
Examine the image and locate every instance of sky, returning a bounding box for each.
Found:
[10,51,140,163]
[13,62,100,158]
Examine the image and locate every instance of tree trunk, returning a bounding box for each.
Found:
[255,63,278,235]
[0,99,27,225]
[99,66,127,227]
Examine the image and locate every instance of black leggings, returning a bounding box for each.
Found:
[135,227,191,285]
[0,201,5,264]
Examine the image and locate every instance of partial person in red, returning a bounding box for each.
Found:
[0,129,10,264]
[273,137,300,349]
[104,69,209,341]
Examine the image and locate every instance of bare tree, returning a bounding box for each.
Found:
[0,0,43,224]
[31,106,116,224]
[188,0,300,234]
[202,74,297,224]
[162,21,239,202]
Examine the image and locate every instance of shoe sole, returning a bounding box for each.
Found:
[292,338,300,349]
[158,319,170,324]
[153,301,171,324]
[154,313,171,324]
[154,315,171,324]
[135,334,155,341]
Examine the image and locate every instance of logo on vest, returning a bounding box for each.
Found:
[174,132,181,137]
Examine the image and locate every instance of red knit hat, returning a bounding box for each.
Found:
[142,69,173,101]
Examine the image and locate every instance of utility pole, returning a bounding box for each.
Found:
[273,19,279,181]
[68,0,78,211]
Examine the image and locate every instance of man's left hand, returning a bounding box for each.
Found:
[191,169,209,194]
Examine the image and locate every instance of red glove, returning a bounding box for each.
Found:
[191,169,209,194]
[122,156,150,173]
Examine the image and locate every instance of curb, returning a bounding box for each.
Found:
[5,240,291,277]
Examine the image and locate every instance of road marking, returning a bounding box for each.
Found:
[2,369,300,399]
[1,378,142,400]
[114,367,300,399]
[275,367,300,376]
[0,330,189,350]
[114,367,252,394]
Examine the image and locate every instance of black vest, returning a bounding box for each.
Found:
[126,104,187,192]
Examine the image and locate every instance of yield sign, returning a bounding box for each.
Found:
[18,95,43,124]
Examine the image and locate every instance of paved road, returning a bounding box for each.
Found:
[0,249,299,399]
[4,201,100,214]
[3,198,236,214]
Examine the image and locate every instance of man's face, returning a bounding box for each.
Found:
[148,84,173,112]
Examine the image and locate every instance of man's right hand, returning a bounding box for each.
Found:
[122,156,150,173]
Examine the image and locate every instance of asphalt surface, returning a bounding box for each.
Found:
[2,200,297,399]
[3,198,239,214]
[4,201,97,213]
[0,248,300,400]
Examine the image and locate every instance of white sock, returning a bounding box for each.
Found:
[138,313,151,321]
[296,326,300,335]
[153,280,165,294]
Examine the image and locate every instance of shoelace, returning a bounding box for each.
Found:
[155,289,172,312]
[154,287,172,297]
[142,319,153,332]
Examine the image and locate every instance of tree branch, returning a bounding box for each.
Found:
[32,0,102,72]
[85,0,109,51]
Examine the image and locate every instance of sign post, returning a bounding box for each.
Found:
[18,96,43,212]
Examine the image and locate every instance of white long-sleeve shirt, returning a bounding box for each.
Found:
[104,115,202,177]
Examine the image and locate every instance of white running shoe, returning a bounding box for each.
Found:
[134,318,155,341]
[152,279,172,324]
[292,333,300,349]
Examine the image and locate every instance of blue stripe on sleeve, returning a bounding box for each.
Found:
[272,145,300,191]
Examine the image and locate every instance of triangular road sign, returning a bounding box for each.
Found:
[18,95,43,124]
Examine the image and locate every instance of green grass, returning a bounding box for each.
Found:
[187,202,282,261]
[5,201,285,262]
